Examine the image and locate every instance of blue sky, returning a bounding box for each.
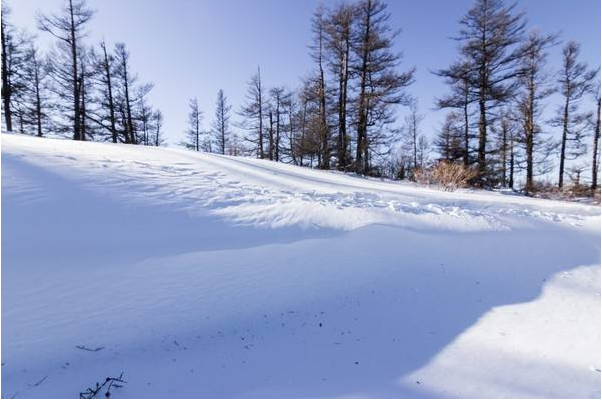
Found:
[5,0,601,147]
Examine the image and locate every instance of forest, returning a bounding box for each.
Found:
[1,0,600,198]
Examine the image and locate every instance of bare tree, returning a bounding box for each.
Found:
[152,109,165,147]
[403,100,424,170]
[553,41,598,188]
[185,97,202,151]
[325,3,355,171]
[515,30,557,193]
[1,4,21,132]
[97,40,118,142]
[436,111,465,163]
[592,82,601,190]
[239,67,265,158]
[435,61,474,166]
[439,0,525,182]
[212,89,231,155]
[37,0,94,140]
[310,5,331,169]
[113,43,140,144]
[352,0,414,175]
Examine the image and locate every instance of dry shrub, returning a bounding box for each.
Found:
[414,161,478,191]
[532,181,601,204]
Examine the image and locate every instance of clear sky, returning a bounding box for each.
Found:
[5,0,601,148]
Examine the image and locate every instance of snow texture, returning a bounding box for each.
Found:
[1,133,600,398]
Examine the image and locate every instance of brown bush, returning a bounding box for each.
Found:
[413,161,478,191]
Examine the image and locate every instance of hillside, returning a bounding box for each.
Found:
[1,133,600,398]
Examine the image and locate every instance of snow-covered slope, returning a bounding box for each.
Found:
[1,133,600,398]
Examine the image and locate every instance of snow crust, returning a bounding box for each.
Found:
[1,134,600,398]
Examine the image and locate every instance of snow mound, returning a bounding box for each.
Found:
[1,134,600,398]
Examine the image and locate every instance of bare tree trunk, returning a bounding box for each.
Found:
[593,94,601,190]
[123,61,135,145]
[1,17,12,132]
[195,110,199,151]
[356,1,371,175]
[32,52,43,137]
[501,122,507,187]
[79,68,87,141]
[477,89,487,181]
[558,96,569,188]
[268,111,274,160]
[525,72,536,194]
[463,82,470,166]
[337,37,350,170]
[68,0,82,141]
[101,41,117,143]
[257,68,264,159]
[318,37,329,169]
[275,101,281,162]
[509,133,515,189]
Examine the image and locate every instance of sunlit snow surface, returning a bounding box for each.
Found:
[1,133,600,398]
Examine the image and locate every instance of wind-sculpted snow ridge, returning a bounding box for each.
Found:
[1,134,600,399]
[1,134,598,233]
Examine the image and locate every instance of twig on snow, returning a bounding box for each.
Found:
[76,345,105,352]
[27,376,48,387]
[79,372,126,399]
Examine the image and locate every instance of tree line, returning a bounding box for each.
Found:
[3,0,600,194]
[1,0,165,145]
[431,0,600,193]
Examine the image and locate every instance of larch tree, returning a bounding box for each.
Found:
[325,2,355,171]
[352,0,414,175]
[592,82,601,190]
[515,30,557,193]
[281,89,299,165]
[114,43,138,144]
[37,0,94,140]
[185,97,202,151]
[436,111,465,162]
[96,40,118,142]
[1,4,21,132]
[440,0,525,182]
[152,109,165,147]
[22,44,49,137]
[212,89,232,155]
[239,67,265,158]
[310,5,330,169]
[492,112,517,188]
[269,87,286,162]
[553,41,598,188]
[403,100,424,170]
[435,60,474,166]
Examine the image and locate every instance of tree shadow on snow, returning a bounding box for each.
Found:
[1,154,600,398]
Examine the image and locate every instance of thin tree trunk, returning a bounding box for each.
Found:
[558,96,570,188]
[123,61,135,144]
[509,133,514,189]
[268,111,274,160]
[275,101,281,162]
[257,68,264,159]
[501,122,507,186]
[318,35,329,169]
[356,1,371,174]
[1,18,12,132]
[101,41,117,143]
[593,95,601,190]
[337,41,350,170]
[463,82,470,166]
[68,0,81,141]
[33,54,43,137]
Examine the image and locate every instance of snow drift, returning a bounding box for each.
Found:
[1,133,600,398]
